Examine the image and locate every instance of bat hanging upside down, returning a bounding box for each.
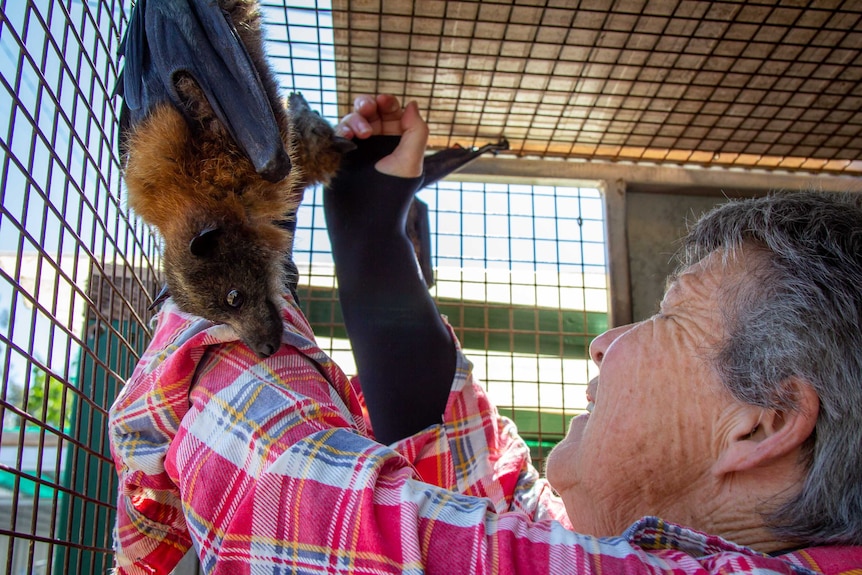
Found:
[116,0,353,358]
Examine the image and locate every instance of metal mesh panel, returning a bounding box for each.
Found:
[292,179,605,466]
[425,180,605,460]
[330,0,862,174]
[0,0,608,571]
[0,0,159,572]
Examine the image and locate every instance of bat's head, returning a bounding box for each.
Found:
[164,217,290,359]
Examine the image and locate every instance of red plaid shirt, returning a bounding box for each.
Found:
[110,294,860,574]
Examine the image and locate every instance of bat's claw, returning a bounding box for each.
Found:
[258,147,292,182]
[333,136,358,154]
[148,283,171,311]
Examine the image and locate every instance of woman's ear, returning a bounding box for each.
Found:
[714,380,819,475]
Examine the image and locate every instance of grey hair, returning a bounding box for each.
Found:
[679,190,862,546]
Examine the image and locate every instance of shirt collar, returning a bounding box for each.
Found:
[623,517,820,575]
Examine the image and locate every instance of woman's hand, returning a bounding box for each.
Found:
[334,94,428,179]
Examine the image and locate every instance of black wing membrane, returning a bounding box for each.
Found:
[117,0,289,181]
[405,138,510,287]
[421,138,510,188]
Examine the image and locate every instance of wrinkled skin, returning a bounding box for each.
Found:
[545,249,812,550]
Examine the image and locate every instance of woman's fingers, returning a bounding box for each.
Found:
[333,95,429,179]
[335,94,406,139]
[374,94,404,135]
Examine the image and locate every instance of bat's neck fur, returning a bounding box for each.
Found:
[124,105,301,238]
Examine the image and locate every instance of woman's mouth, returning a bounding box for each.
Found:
[567,412,590,437]
[585,377,598,413]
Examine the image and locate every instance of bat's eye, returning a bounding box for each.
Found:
[225,289,244,309]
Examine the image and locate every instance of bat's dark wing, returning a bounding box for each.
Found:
[405,138,510,288]
[421,138,510,188]
[405,198,434,288]
[117,0,290,181]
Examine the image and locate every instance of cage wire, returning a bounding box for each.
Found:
[0,0,604,572]
[0,0,157,573]
[272,0,603,464]
[329,0,862,173]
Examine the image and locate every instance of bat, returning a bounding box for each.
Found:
[117,0,351,358]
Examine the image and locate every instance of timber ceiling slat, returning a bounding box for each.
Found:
[331,0,862,173]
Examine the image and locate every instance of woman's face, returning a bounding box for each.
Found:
[546,251,743,536]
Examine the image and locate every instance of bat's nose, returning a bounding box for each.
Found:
[254,341,277,358]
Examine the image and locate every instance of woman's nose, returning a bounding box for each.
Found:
[589,324,632,366]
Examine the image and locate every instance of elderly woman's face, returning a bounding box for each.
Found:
[545,251,744,536]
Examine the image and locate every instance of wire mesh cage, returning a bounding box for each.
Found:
[5,0,859,571]
[330,0,862,173]
[0,0,159,572]
[0,0,605,571]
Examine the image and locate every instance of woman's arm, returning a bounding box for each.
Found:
[323,95,456,444]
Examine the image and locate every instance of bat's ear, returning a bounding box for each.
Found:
[189,227,222,257]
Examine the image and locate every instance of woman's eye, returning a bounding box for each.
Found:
[225,289,244,309]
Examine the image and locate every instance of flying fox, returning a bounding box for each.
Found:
[117,0,352,358]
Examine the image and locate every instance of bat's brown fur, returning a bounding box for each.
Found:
[122,0,348,358]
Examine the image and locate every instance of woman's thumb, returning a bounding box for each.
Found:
[376,101,428,178]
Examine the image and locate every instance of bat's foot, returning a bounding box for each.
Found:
[287,92,355,187]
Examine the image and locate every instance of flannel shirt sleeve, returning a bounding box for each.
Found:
[386,322,573,528]
[109,312,205,574]
[109,298,366,574]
